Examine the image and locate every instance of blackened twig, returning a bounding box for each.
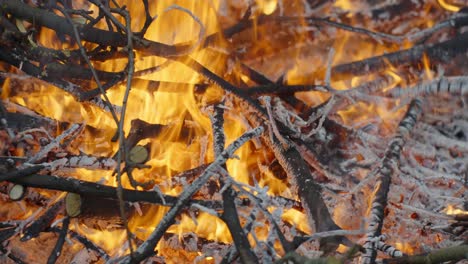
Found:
[47,217,70,264]
[48,227,111,262]
[245,84,329,96]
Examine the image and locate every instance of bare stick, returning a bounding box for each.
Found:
[113,8,136,257]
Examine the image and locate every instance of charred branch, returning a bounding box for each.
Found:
[65,192,131,220]
[4,173,222,209]
[124,126,263,263]
[211,103,259,264]
[332,32,468,79]
[48,227,111,262]
[0,0,189,57]
[362,99,423,263]
[269,135,345,251]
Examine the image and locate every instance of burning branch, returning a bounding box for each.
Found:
[123,126,264,263]
[332,32,468,79]
[362,99,423,263]
[211,103,259,263]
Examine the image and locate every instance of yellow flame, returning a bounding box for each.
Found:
[336,244,349,254]
[445,205,468,215]
[255,0,278,15]
[422,53,434,80]
[282,208,311,234]
[395,242,415,255]
[437,0,461,12]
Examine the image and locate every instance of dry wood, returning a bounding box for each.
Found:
[381,244,468,264]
